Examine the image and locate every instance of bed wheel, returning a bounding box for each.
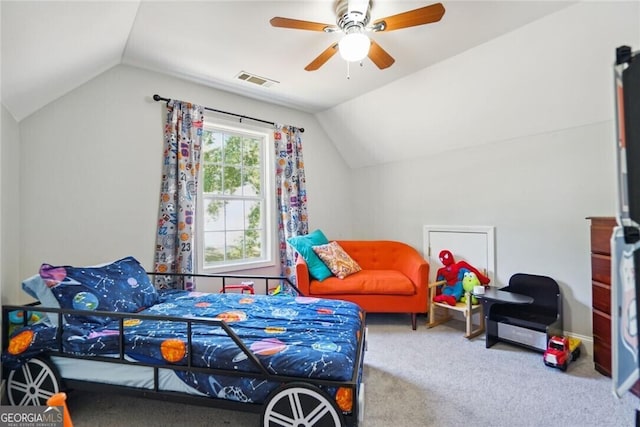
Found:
[261,382,345,427]
[6,357,62,406]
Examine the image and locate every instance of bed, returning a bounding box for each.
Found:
[1,256,367,427]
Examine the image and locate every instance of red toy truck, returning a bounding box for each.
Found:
[543,336,581,371]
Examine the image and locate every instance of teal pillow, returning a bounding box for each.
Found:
[288,230,333,281]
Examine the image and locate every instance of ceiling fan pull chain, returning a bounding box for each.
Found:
[347,61,351,80]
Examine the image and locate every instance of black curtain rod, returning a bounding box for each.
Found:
[152,94,304,133]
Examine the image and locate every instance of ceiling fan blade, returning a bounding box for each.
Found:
[305,43,339,71]
[368,40,395,69]
[270,17,335,32]
[372,2,445,32]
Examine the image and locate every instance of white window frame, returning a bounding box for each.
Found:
[196,117,275,274]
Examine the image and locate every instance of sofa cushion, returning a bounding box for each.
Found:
[309,270,415,295]
[287,230,332,281]
[312,241,362,279]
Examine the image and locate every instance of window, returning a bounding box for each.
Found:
[198,121,274,272]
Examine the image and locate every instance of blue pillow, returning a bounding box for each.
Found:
[287,230,333,281]
[36,256,158,326]
[22,274,61,325]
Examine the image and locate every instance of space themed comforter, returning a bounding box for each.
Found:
[3,290,365,404]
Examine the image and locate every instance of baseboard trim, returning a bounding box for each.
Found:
[567,331,593,358]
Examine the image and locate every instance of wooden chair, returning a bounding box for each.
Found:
[427,279,485,339]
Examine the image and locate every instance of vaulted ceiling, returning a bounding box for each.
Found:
[1,1,575,123]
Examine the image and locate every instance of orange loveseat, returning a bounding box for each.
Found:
[294,240,429,330]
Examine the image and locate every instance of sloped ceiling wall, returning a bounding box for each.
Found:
[317,1,639,169]
[2,1,579,152]
[2,1,636,170]
[1,1,139,121]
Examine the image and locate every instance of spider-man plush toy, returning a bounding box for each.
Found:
[433,249,490,306]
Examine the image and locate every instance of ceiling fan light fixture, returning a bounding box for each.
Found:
[338,32,370,62]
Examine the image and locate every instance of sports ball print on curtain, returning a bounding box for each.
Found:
[274,125,308,293]
[154,100,204,291]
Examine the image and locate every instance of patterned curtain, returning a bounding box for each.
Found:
[274,125,308,291]
[154,100,204,291]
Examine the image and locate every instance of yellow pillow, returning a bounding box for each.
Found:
[312,241,362,279]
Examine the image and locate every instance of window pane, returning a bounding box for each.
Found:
[244,200,261,230]
[244,200,262,258]
[203,231,225,264]
[202,130,222,194]
[223,166,241,195]
[223,200,245,232]
[203,199,225,231]
[202,163,222,194]
[242,166,261,196]
[224,134,242,165]
[203,130,223,161]
[225,230,244,260]
[243,137,260,167]
[245,229,262,259]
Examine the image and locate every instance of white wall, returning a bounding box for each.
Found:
[353,121,614,335]
[15,65,352,294]
[347,1,639,338]
[1,105,23,305]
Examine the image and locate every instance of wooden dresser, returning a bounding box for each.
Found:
[588,216,640,395]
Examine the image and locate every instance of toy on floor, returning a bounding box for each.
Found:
[543,336,582,371]
[220,281,255,294]
[269,283,297,296]
[433,250,490,306]
[48,392,74,427]
[269,284,284,296]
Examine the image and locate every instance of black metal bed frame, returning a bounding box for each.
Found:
[1,272,367,426]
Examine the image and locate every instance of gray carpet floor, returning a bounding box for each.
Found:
[64,314,638,426]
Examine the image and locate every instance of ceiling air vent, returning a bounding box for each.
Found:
[235,71,279,88]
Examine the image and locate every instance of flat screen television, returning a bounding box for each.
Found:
[612,45,640,402]
[615,45,640,230]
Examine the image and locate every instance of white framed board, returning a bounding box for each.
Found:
[423,225,496,285]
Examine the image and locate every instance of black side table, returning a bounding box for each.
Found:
[473,288,534,348]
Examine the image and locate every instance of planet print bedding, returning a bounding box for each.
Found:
[3,290,364,407]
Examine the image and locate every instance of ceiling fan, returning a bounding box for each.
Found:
[270,0,445,71]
